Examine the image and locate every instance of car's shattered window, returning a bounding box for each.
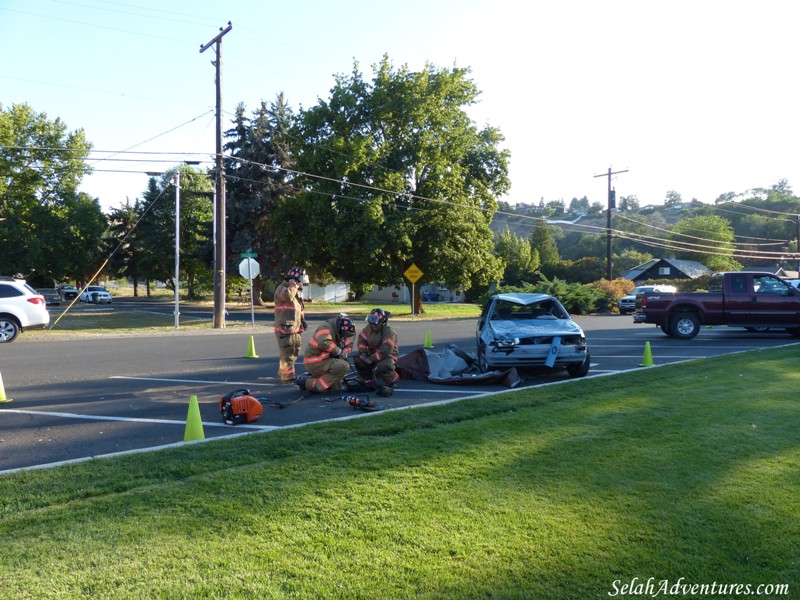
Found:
[492,299,567,320]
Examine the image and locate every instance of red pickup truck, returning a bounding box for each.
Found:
[633,271,800,339]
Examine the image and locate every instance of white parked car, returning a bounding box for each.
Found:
[79,285,113,304]
[0,276,50,343]
[618,284,677,314]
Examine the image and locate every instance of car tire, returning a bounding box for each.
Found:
[745,326,770,333]
[566,351,590,378]
[669,312,700,339]
[0,318,21,343]
[659,323,672,336]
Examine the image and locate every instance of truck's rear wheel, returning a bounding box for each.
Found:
[669,312,700,339]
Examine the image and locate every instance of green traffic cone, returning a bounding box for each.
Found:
[639,341,654,367]
[0,370,11,403]
[246,335,259,358]
[184,395,205,441]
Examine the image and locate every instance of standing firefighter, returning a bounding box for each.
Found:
[273,267,308,383]
[354,308,399,397]
[296,314,357,393]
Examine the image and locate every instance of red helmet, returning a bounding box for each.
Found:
[286,267,306,282]
[366,308,390,326]
[337,314,356,337]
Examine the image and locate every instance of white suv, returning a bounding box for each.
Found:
[0,277,50,343]
[618,284,677,314]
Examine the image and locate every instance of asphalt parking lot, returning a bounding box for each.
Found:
[1,312,797,474]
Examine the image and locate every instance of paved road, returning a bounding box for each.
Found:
[1,310,796,473]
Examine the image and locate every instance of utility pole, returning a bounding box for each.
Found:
[795,214,800,274]
[200,21,232,329]
[594,167,628,280]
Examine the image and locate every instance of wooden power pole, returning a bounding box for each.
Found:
[594,167,628,280]
[200,22,232,329]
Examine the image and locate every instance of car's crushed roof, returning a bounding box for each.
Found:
[493,292,553,305]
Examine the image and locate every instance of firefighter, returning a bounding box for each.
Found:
[354,308,399,397]
[273,267,307,383]
[296,314,357,393]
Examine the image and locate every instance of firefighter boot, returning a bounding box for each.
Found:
[375,381,393,397]
[295,373,311,391]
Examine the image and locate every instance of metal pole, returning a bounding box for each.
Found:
[174,172,180,329]
[606,169,612,280]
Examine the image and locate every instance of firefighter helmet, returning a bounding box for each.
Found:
[366,308,390,326]
[337,314,356,337]
[286,267,307,283]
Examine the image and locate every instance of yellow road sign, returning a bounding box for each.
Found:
[404,263,423,284]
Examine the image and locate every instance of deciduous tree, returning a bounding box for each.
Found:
[273,57,510,311]
[668,214,740,271]
[0,103,100,284]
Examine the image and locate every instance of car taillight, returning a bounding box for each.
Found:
[641,296,647,307]
[28,296,46,305]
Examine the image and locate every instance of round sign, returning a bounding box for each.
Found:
[238,257,260,280]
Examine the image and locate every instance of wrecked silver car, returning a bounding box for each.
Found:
[476,293,590,378]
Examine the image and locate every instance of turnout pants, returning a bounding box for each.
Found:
[276,332,302,382]
[354,356,398,387]
[304,358,350,393]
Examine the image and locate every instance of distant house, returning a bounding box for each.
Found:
[739,267,799,279]
[621,258,712,283]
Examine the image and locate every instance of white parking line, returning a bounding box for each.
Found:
[593,355,708,359]
[2,408,277,430]
[110,375,486,394]
[111,375,278,387]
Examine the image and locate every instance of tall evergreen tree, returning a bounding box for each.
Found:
[529,219,560,266]
[224,95,296,304]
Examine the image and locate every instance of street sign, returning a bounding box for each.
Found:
[404,263,423,284]
[240,248,257,259]
[239,258,260,280]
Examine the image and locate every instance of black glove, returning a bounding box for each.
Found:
[301,318,308,330]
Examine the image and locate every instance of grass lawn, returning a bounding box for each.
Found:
[37,299,480,336]
[1,347,798,598]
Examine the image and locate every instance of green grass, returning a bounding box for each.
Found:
[1,348,799,598]
[34,300,480,336]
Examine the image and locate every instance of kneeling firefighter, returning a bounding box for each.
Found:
[354,308,399,397]
[297,314,357,394]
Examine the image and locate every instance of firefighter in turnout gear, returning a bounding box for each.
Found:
[274,268,308,383]
[354,308,399,397]
[296,314,357,393]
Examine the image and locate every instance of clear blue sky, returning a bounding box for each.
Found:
[2,0,799,212]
